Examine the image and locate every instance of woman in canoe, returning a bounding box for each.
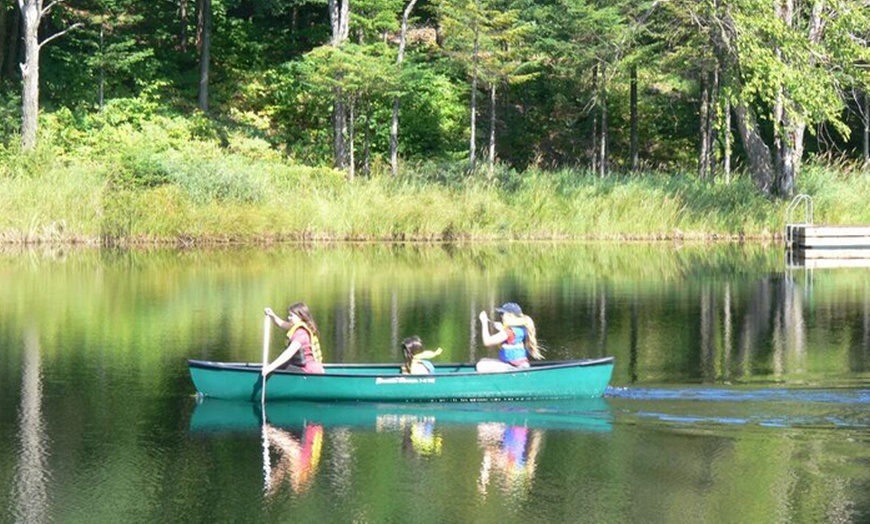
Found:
[263,302,325,375]
[477,302,543,371]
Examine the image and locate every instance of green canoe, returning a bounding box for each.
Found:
[188,357,614,402]
[189,397,613,434]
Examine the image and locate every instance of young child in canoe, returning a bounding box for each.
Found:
[400,336,443,375]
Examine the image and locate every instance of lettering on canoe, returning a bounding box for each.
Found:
[375,377,435,385]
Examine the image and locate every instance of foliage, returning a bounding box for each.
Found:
[0,0,869,205]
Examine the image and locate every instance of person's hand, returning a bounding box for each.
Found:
[479,311,489,323]
[265,307,274,317]
[262,365,270,377]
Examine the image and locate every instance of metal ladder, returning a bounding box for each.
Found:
[785,194,813,247]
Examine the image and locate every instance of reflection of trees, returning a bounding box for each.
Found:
[13,329,49,524]
[3,243,869,384]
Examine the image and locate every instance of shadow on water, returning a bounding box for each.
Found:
[606,386,870,430]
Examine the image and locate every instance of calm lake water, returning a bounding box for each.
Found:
[1,243,868,523]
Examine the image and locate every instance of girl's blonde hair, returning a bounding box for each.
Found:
[503,314,543,360]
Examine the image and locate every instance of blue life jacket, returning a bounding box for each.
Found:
[499,326,528,364]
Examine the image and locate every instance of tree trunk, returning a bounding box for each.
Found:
[724,98,731,183]
[699,72,710,180]
[19,0,40,151]
[774,0,820,198]
[329,0,350,169]
[488,82,496,177]
[709,68,718,180]
[4,2,19,79]
[708,2,773,193]
[0,1,7,80]
[599,63,607,178]
[630,64,638,172]
[390,0,417,177]
[99,24,104,109]
[469,10,479,171]
[864,91,869,166]
[733,100,774,194]
[180,0,189,53]
[591,63,598,173]
[197,0,211,113]
[196,0,203,52]
[348,98,355,182]
[363,103,371,177]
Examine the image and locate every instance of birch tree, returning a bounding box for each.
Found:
[18,0,80,151]
[389,0,417,176]
[330,0,350,169]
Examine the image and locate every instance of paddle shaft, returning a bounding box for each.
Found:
[262,314,271,404]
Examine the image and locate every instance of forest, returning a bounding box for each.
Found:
[1,0,869,242]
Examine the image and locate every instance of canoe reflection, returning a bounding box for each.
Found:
[191,398,613,434]
[191,398,611,495]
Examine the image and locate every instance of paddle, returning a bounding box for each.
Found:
[261,312,272,494]
[261,313,271,404]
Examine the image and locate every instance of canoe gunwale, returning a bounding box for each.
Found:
[188,357,615,378]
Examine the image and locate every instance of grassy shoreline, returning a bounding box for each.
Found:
[2,112,868,246]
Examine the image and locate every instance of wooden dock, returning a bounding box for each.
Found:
[784,196,870,269]
[786,225,870,251]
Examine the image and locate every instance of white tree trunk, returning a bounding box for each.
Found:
[469,8,479,170]
[19,0,40,151]
[599,63,607,178]
[864,92,869,166]
[330,0,350,169]
[390,0,418,177]
[488,82,496,176]
[348,99,355,182]
[699,73,710,180]
[724,99,731,183]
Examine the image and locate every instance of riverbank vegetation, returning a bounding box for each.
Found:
[1,1,869,244]
[1,105,868,244]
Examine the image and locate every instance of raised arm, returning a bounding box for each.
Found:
[478,311,508,347]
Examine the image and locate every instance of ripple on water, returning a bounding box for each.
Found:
[606,386,870,431]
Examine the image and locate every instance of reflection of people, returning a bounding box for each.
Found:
[477,423,543,496]
[264,423,324,494]
[400,336,443,375]
[477,302,543,371]
[401,417,443,457]
[263,302,325,375]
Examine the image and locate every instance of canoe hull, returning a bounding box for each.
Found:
[188,358,614,402]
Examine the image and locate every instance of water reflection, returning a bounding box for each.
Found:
[376,415,443,457]
[13,329,50,524]
[476,424,543,498]
[263,423,324,495]
[192,398,611,499]
[190,398,614,434]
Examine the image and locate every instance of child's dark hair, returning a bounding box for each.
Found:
[401,336,424,362]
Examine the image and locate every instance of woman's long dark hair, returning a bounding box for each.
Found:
[289,302,319,338]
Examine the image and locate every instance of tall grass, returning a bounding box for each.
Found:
[1,111,866,244]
